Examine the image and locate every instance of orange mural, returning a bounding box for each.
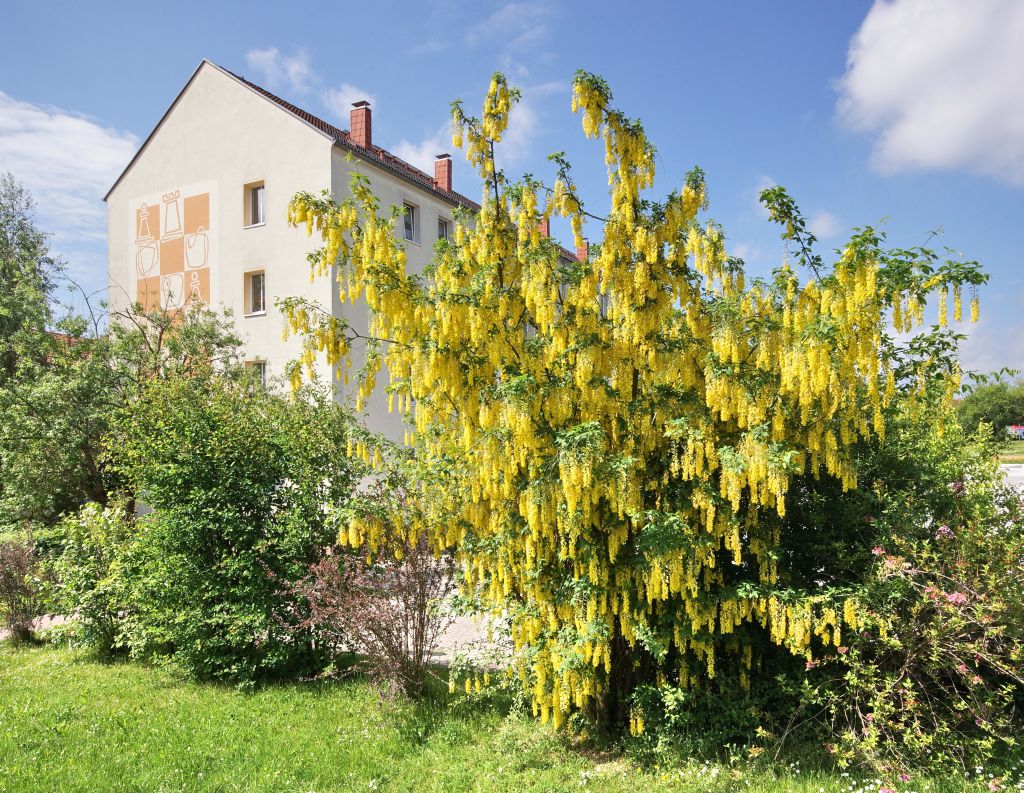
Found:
[135,188,212,313]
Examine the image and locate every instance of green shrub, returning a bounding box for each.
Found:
[621,407,1024,775]
[804,414,1024,773]
[957,379,1024,434]
[107,377,362,682]
[626,659,805,766]
[0,533,44,645]
[48,501,136,655]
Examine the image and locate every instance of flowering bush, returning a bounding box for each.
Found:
[282,540,456,698]
[277,444,459,697]
[0,533,45,645]
[284,69,987,733]
[807,413,1024,773]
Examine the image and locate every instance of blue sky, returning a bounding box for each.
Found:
[2,0,1022,372]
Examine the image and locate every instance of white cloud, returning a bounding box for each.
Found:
[392,124,451,172]
[837,0,1024,184]
[496,95,539,168]
[0,92,138,310]
[465,1,554,71]
[244,47,314,94]
[808,210,841,240]
[244,47,378,131]
[322,83,379,124]
[392,78,564,176]
[0,92,137,244]
[747,174,777,219]
[410,39,446,57]
[958,315,1024,373]
[730,242,766,264]
[525,80,568,99]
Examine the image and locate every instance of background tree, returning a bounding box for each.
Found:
[0,173,67,526]
[0,183,242,532]
[106,377,363,681]
[0,173,60,387]
[282,72,987,731]
[957,378,1024,434]
[0,534,45,645]
[0,303,242,530]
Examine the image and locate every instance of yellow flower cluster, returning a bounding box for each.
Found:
[287,72,978,730]
[450,74,516,178]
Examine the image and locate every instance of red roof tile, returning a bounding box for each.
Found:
[228,69,481,211]
[231,69,581,263]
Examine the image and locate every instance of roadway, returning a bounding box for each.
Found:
[1000,464,1024,489]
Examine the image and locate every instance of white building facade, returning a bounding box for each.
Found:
[106,60,477,439]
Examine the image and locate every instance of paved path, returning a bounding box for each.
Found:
[3,613,504,666]
[1000,464,1024,489]
[431,613,506,665]
[0,614,65,642]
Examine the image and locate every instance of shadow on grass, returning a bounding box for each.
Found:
[0,632,48,651]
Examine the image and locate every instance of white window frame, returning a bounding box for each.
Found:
[437,217,451,241]
[244,181,265,228]
[246,359,268,388]
[402,202,418,243]
[244,269,266,316]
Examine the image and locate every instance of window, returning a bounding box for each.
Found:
[438,218,451,241]
[245,270,266,315]
[244,181,265,227]
[403,202,417,241]
[246,360,267,388]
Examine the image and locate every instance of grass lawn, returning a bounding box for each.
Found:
[999,439,1024,463]
[0,644,1018,793]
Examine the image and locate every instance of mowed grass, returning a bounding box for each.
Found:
[999,438,1024,463]
[0,644,1016,793]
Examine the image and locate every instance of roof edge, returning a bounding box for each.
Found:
[105,60,205,202]
[331,137,480,212]
[104,59,336,202]
[219,66,480,211]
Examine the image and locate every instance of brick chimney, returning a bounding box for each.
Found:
[350,101,372,148]
[537,216,550,237]
[434,153,452,192]
[576,240,589,262]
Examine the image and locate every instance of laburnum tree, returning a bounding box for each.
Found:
[281,72,986,730]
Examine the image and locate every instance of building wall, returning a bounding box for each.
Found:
[108,61,471,443]
[107,62,336,387]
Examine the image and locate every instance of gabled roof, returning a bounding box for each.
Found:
[225,68,480,211]
[104,60,583,262]
[105,59,480,210]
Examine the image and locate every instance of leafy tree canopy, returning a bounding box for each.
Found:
[255,73,984,729]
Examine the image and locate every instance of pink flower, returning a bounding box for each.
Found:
[880,787,897,793]
[935,524,954,539]
[837,646,848,654]
[899,773,911,782]
[946,591,968,605]
[957,663,969,674]
[872,546,885,556]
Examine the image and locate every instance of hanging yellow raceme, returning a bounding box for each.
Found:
[285,70,985,731]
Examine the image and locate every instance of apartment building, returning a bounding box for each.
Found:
[106,59,477,439]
